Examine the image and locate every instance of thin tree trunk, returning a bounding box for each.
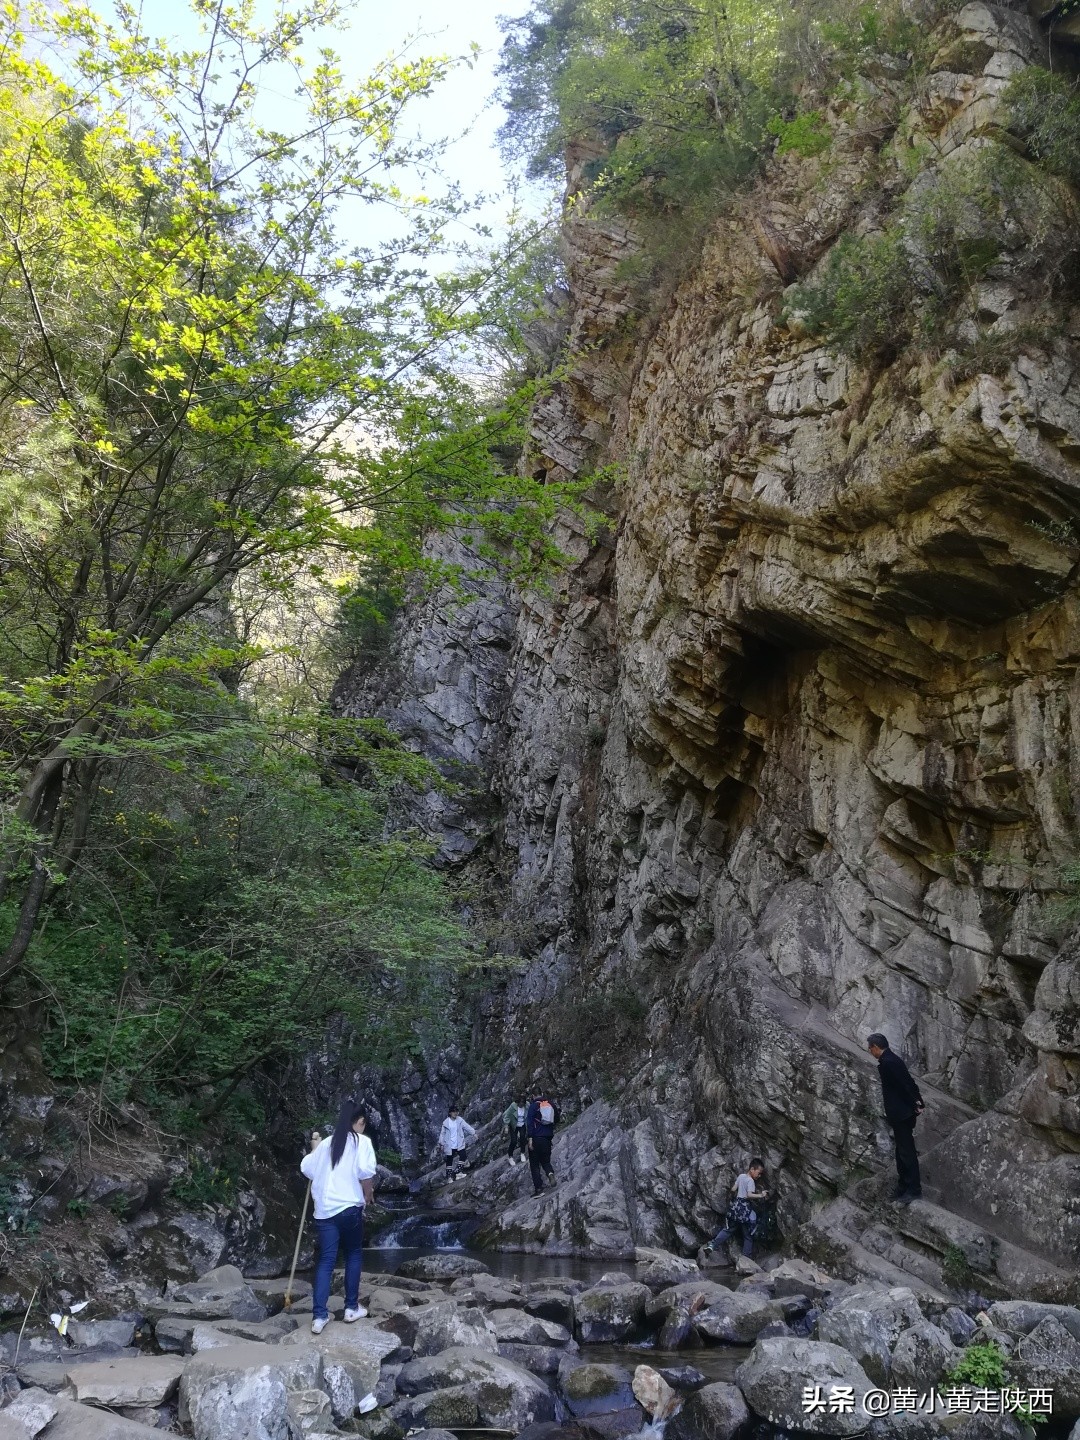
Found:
[0,767,65,983]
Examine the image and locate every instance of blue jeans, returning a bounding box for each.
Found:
[312,1204,364,1320]
[711,1211,756,1257]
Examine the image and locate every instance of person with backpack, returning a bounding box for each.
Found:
[702,1159,769,1261]
[438,1102,476,1181]
[300,1100,377,1334]
[525,1090,560,1196]
[503,1093,528,1167]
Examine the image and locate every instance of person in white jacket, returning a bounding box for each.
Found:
[438,1103,476,1180]
[300,1100,377,1334]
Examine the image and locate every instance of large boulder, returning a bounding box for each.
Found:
[409,1301,497,1357]
[767,1259,835,1301]
[61,1356,185,1408]
[524,1292,576,1329]
[2,1387,57,1438]
[391,1385,480,1432]
[489,1308,571,1347]
[449,1275,527,1309]
[986,1300,1080,1343]
[634,1248,701,1291]
[171,1265,267,1322]
[395,1345,557,1430]
[1011,1316,1080,1416]
[693,1290,784,1344]
[816,1286,923,1385]
[497,1343,567,1376]
[179,1341,323,1440]
[396,1255,489,1282]
[22,1398,164,1438]
[666,1381,750,1440]
[573,1281,650,1343]
[889,1319,958,1389]
[735,1337,875,1436]
[66,1320,137,1350]
[558,1362,636,1417]
[281,1318,400,1399]
[645,1281,736,1325]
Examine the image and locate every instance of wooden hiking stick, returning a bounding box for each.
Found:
[284,1131,319,1312]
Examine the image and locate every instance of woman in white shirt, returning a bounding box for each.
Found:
[300,1100,377,1334]
[438,1103,476,1179]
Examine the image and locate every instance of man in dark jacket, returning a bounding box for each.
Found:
[867,1033,925,1203]
[525,1091,560,1197]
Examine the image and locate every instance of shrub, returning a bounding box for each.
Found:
[945,1339,1007,1390]
[941,1242,974,1290]
[789,145,1076,362]
[769,111,832,157]
[168,1159,238,1208]
[1005,68,1080,188]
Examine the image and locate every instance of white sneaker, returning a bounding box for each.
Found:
[343,1306,367,1322]
[311,1317,329,1335]
[357,1394,379,1415]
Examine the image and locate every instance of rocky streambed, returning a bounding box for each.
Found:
[1,1244,1078,1440]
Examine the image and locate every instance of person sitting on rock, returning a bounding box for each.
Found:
[704,1158,769,1260]
[525,1089,561,1196]
[504,1093,528,1167]
[300,1100,377,1334]
[438,1102,476,1181]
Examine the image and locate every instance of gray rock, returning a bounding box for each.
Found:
[816,1286,924,1385]
[286,1388,332,1437]
[409,1300,497,1357]
[169,1265,266,1323]
[0,1416,27,1440]
[693,1290,784,1344]
[15,1349,141,1393]
[395,1255,489,1282]
[2,1388,57,1438]
[497,1342,567,1375]
[391,1385,480,1432]
[1011,1315,1080,1415]
[394,1345,557,1429]
[27,1398,164,1437]
[179,1341,323,1440]
[489,1307,571,1346]
[939,1307,977,1346]
[644,1281,736,1324]
[573,1282,650,1343]
[524,1291,575,1328]
[280,1319,399,1399]
[62,1356,185,1408]
[659,1365,708,1391]
[67,1320,137,1350]
[634,1248,701,1291]
[667,1381,750,1440]
[889,1319,959,1388]
[244,1278,311,1310]
[986,1300,1080,1343]
[735,1337,875,1435]
[448,1274,527,1308]
[559,1361,635,1416]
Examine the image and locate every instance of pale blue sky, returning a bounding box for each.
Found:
[118,0,544,245]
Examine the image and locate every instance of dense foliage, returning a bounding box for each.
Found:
[0,0,572,1116]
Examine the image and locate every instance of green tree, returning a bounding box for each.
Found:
[0,0,572,983]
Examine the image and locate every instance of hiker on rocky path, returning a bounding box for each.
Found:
[867,1032,925,1203]
[300,1100,377,1334]
[438,1102,476,1180]
[525,1090,560,1196]
[703,1158,769,1260]
[504,1093,528,1167]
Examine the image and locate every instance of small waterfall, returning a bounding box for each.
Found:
[368,1211,477,1250]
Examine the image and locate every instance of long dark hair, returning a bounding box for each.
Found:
[330,1100,368,1168]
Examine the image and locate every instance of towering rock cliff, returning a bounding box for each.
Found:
[335,0,1080,1295]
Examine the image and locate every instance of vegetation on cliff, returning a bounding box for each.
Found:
[0,0,571,1124]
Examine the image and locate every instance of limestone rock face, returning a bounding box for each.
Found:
[337,0,1080,1284]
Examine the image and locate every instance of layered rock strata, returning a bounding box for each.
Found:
[335,0,1080,1289]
